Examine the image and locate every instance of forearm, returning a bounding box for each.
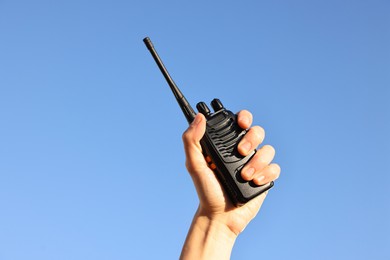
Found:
[180,208,238,260]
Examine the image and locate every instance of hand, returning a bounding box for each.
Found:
[182,110,280,234]
[180,110,280,259]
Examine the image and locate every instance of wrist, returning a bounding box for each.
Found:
[197,205,247,236]
[180,208,238,260]
[193,210,239,241]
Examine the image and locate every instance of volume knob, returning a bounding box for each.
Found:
[211,98,224,111]
[196,102,211,117]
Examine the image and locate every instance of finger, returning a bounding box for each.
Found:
[252,163,281,185]
[240,145,275,180]
[182,114,208,173]
[237,126,265,156]
[237,110,253,129]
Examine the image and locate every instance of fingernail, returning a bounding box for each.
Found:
[242,167,255,179]
[240,117,249,126]
[240,141,251,153]
[255,176,265,183]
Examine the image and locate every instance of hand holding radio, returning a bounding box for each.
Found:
[182,110,280,234]
[143,37,281,259]
[144,37,276,205]
[180,110,280,260]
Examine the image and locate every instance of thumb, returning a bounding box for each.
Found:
[182,113,207,173]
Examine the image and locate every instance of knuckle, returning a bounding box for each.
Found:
[182,130,190,143]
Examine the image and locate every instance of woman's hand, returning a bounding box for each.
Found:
[180,110,280,259]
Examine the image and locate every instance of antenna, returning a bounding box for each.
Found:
[143,37,196,123]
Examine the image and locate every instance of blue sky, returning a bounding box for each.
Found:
[0,0,389,259]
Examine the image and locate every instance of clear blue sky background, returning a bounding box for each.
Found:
[0,0,389,259]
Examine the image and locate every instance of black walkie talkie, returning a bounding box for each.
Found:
[143,37,274,206]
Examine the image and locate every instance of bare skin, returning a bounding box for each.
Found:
[180,110,281,260]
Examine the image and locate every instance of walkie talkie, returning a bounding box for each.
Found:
[143,37,274,206]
